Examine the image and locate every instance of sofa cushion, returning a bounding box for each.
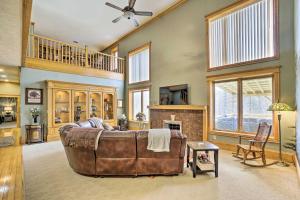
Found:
[136,130,183,159]
[96,131,137,158]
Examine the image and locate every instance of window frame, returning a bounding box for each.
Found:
[128,87,150,122]
[128,42,151,85]
[208,67,280,142]
[205,0,279,71]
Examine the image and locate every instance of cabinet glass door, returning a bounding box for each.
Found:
[103,93,114,120]
[54,90,71,125]
[73,91,88,122]
[89,92,102,118]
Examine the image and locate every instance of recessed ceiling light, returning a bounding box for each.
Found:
[0,75,7,78]
[0,69,3,72]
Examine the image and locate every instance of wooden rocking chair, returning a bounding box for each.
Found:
[233,122,273,167]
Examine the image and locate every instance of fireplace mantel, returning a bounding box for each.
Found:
[149,105,207,111]
[149,105,208,141]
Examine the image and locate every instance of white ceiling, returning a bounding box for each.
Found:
[31,0,178,50]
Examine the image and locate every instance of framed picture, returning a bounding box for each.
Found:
[25,88,43,105]
[117,99,123,108]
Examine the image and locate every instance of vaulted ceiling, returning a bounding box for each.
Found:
[31,0,178,50]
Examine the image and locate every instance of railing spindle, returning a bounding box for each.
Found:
[68,46,71,64]
[31,35,33,58]
[75,47,77,66]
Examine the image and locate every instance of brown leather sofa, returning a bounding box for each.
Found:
[60,121,187,176]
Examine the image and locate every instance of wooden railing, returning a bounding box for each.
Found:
[26,34,125,74]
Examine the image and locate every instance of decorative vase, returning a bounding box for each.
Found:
[171,115,176,121]
[138,121,145,130]
[33,115,38,123]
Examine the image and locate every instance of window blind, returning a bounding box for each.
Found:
[208,0,275,68]
[129,48,149,84]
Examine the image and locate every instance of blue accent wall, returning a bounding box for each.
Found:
[20,67,124,138]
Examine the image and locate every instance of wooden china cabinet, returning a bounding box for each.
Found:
[46,80,116,140]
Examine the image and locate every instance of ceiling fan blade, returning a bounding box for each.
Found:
[134,11,153,16]
[112,16,122,23]
[128,0,136,8]
[105,2,123,11]
[131,18,139,27]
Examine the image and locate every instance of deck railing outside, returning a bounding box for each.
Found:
[26,34,125,74]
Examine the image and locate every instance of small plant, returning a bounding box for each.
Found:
[136,112,146,122]
[136,112,146,130]
[119,114,127,121]
[30,107,40,123]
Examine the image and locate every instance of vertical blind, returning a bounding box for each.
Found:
[129,48,150,83]
[208,0,275,68]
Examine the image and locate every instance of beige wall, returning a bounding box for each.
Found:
[113,0,296,151]
[0,0,22,67]
[0,82,20,96]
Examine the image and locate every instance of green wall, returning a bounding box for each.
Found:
[295,0,300,163]
[112,0,296,151]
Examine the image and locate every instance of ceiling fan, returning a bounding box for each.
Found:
[105,0,153,27]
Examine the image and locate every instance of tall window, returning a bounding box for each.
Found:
[129,44,150,84]
[207,0,278,69]
[128,43,151,122]
[214,81,238,131]
[130,88,150,121]
[242,77,273,132]
[210,68,279,136]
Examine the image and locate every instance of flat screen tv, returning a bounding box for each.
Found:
[159,84,188,105]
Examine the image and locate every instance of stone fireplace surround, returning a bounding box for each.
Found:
[149,105,208,141]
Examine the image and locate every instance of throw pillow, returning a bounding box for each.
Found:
[103,122,114,131]
[88,117,104,129]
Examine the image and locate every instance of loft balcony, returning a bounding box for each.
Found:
[25,34,125,80]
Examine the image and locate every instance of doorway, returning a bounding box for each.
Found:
[0,96,19,129]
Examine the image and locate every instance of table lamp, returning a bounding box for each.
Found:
[268,102,293,167]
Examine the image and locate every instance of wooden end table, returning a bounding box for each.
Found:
[187,141,219,178]
[25,124,46,144]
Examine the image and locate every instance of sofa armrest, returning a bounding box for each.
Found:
[59,131,68,146]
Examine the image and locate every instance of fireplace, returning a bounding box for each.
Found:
[149,105,208,141]
[163,120,182,132]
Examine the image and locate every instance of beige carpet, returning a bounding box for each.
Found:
[23,141,300,200]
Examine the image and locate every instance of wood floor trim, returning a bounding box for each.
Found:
[295,155,300,184]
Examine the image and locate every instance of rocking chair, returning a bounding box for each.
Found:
[233,122,273,167]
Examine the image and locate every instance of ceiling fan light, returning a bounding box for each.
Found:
[106,0,151,27]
